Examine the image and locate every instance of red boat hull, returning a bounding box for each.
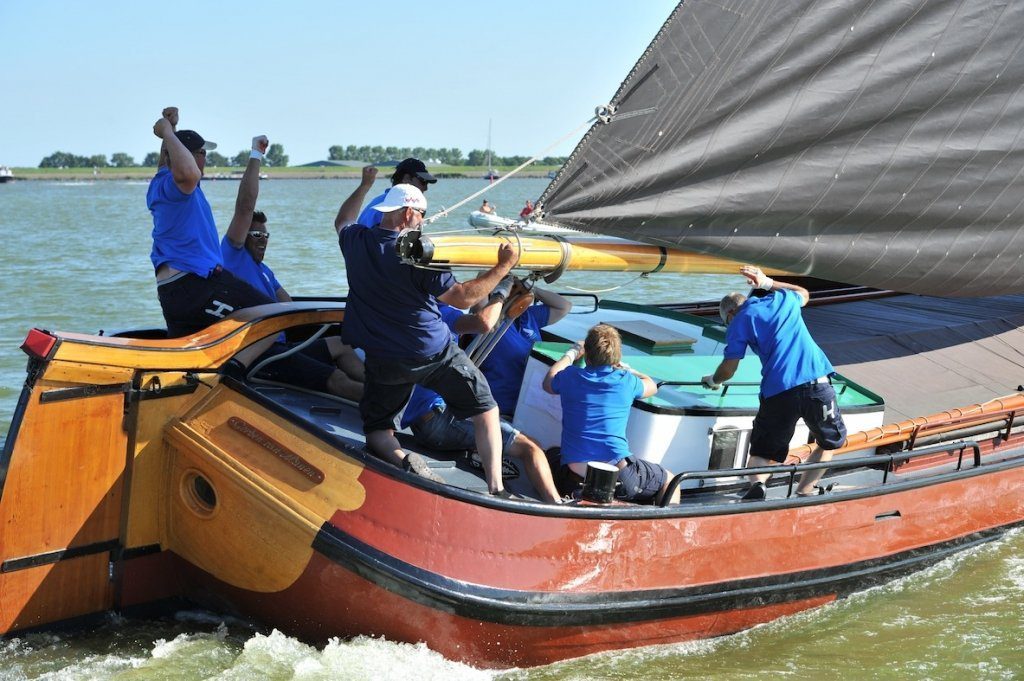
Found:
[155,450,1024,668]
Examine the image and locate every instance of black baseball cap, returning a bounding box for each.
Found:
[392,157,436,184]
[175,130,217,152]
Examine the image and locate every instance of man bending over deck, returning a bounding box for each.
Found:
[543,324,679,505]
[402,301,562,503]
[216,139,363,399]
[146,107,274,368]
[707,266,848,500]
[335,167,517,492]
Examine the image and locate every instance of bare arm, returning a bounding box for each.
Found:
[437,243,517,309]
[741,265,809,306]
[543,341,582,394]
[335,166,378,232]
[451,298,502,335]
[709,358,740,386]
[623,366,658,398]
[153,107,200,193]
[533,287,572,324]
[225,136,269,247]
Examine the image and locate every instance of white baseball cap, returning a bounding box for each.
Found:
[373,184,428,213]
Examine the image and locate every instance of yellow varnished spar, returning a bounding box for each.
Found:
[397,231,791,276]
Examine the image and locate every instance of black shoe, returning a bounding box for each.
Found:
[220,358,247,381]
[490,489,514,499]
[402,453,444,483]
[797,483,835,497]
[741,481,766,501]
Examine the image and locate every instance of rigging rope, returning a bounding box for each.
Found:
[560,272,651,294]
[425,114,598,225]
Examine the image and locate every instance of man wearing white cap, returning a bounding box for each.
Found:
[334,167,518,494]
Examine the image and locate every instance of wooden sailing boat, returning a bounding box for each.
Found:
[3,0,1024,669]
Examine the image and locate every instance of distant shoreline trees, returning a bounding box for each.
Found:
[40,144,292,169]
[326,144,567,167]
[39,142,564,169]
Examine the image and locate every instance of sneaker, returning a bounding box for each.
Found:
[741,481,766,501]
[402,453,444,483]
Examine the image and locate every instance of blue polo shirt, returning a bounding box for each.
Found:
[480,304,550,414]
[356,189,388,228]
[399,305,464,428]
[339,225,456,359]
[550,365,644,465]
[724,289,834,398]
[147,167,221,276]
[220,237,281,300]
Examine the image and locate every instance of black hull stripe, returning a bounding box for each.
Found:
[1,539,119,574]
[312,520,1024,627]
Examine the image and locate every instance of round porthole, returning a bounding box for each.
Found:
[181,470,218,518]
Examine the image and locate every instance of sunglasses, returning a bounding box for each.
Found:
[248,231,270,240]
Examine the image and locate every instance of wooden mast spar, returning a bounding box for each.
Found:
[396,229,791,278]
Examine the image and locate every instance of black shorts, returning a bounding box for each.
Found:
[615,457,669,504]
[252,340,337,392]
[156,268,275,338]
[750,381,848,463]
[361,342,496,434]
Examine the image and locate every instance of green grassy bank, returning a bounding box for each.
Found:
[4,165,561,181]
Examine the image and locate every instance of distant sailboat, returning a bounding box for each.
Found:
[483,118,499,182]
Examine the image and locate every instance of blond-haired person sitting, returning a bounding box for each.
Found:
[543,324,680,504]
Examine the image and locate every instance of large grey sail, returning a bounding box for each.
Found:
[539,0,1024,296]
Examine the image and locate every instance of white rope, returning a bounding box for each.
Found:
[247,323,330,379]
[425,115,597,224]
[561,273,650,294]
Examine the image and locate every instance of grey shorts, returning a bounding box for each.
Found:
[411,405,519,453]
[361,342,496,434]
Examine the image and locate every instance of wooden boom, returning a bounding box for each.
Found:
[396,230,791,276]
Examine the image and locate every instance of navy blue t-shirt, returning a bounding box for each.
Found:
[147,167,221,276]
[339,224,456,359]
[480,304,550,414]
[399,305,464,428]
[724,289,834,398]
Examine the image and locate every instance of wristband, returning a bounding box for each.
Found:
[563,348,580,363]
[250,149,264,160]
[758,276,774,291]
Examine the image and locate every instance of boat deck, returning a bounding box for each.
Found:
[801,293,1024,420]
[249,381,946,508]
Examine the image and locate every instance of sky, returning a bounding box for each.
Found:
[0,0,679,167]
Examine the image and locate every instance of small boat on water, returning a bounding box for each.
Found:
[4,0,1024,669]
[205,171,269,181]
[467,209,572,235]
[0,166,13,183]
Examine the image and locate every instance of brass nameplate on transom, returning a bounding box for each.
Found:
[228,416,324,483]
